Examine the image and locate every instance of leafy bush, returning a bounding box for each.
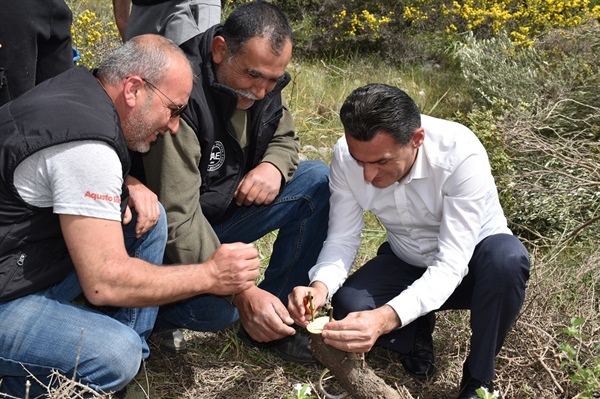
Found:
[455,21,600,244]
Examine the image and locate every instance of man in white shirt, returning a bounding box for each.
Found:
[288,83,530,399]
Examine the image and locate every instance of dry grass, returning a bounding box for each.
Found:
[7,238,596,399]
[137,245,599,399]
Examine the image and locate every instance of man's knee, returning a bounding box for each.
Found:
[86,328,142,393]
[332,286,374,319]
[477,234,530,288]
[297,161,330,192]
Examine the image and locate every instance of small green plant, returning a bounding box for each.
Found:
[559,317,600,398]
[286,383,316,399]
[476,386,500,398]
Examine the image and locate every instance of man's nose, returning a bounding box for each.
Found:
[167,116,180,134]
[363,163,377,183]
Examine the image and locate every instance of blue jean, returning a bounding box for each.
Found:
[157,160,330,331]
[332,234,530,382]
[0,207,168,397]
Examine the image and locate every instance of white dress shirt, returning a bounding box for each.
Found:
[309,115,511,327]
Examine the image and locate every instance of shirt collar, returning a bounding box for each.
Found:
[401,140,428,184]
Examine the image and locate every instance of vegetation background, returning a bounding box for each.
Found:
[15,0,600,397]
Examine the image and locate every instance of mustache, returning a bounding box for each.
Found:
[235,89,259,101]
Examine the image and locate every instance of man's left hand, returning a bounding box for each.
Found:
[125,175,160,238]
[233,285,296,342]
[234,162,282,206]
[320,306,401,353]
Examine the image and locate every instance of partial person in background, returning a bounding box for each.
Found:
[288,83,530,399]
[112,0,222,45]
[0,0,74,106]
[142,1,330,364]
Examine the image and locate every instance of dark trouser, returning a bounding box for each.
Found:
[156,161,330,331]
[0,0,73,106]
[332,234,530,381]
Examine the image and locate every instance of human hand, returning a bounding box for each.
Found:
[124,175,160,238]
[321,306,401,353]
[205,243,260,296]
[288,282,329,327]
[234,162,282,206]
[122,205,133,226]
[234,286,296,342]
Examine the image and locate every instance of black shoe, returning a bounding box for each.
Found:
[457,362,495,399]
[148,328,187,354]
[400,313,436,380]
[237,326,316,364]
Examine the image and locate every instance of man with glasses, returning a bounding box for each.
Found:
[0,34,260,397]
[142,77,187,118]
[142,1,330,364]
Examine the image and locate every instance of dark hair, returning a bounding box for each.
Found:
[221,1,292,57]
[340,83,421,146]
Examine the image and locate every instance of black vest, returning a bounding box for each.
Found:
[179,25,290,224]
[0,67,131,301]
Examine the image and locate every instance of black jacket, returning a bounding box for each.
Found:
[179,24,292,224]
[0,67,130,301]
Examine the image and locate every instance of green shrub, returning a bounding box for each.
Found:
[455,21,600,244]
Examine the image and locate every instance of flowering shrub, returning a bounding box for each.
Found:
[402,0,600,46]
[70,7,120,68]
[226,0,600,57]
[331,9,393,41]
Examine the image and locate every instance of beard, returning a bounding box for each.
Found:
[121,96,156,153]
[234,89,258,109]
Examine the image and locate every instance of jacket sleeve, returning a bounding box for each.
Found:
[142,120,220,264]
[260,94,299,183]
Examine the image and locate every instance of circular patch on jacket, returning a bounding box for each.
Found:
[208,141,225,171]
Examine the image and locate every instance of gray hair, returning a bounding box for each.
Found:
[97,34,191,85]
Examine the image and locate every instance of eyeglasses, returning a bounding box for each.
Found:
[141,77,187,118]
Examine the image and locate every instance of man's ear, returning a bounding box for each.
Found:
[123,75,144,108]
[412,127,425,148]
[211,36,227,65]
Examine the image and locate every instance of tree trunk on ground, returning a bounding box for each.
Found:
[308,332,413,399]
